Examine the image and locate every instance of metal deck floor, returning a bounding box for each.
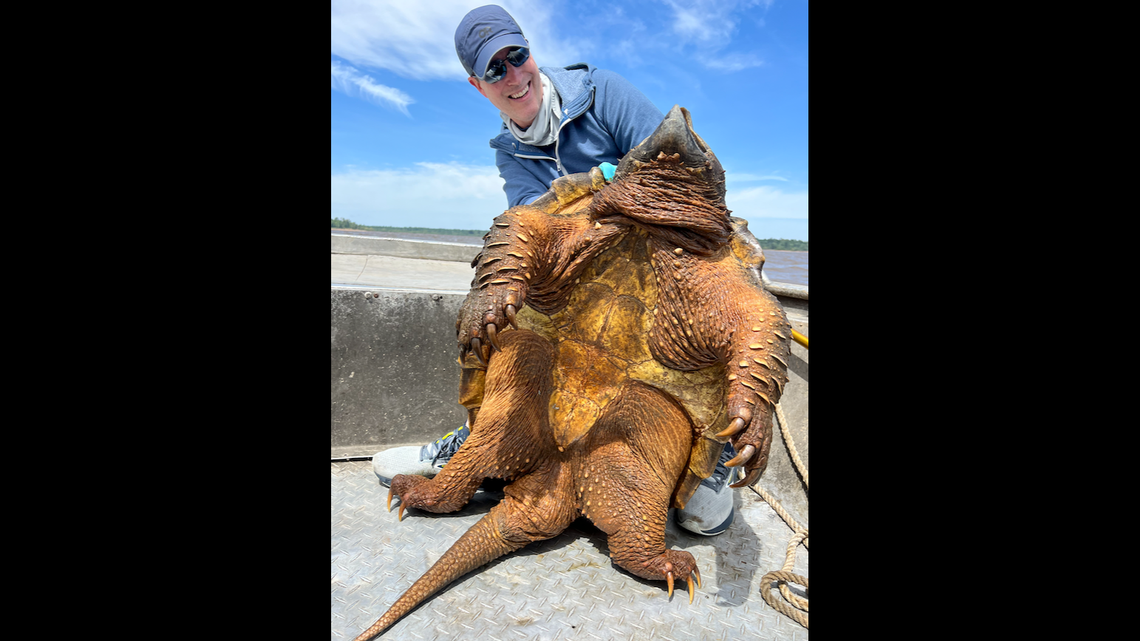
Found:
[332,461,808,640]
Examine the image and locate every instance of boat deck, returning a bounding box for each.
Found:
[331,460,808,640]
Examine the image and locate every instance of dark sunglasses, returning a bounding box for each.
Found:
[482,47,530,84]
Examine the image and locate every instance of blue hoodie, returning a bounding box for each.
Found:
[489,63,664,208]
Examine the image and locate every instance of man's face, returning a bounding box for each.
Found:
[469,47,543,129]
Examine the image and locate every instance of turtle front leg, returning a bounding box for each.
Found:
[457,210,534,365]
[458,202,628,365]
[644,243,792,489]
[713,291,793,488]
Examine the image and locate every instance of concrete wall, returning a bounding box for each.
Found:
[331,289,469,458]
[332,234,480,263]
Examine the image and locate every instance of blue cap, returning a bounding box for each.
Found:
[454,5,528,79]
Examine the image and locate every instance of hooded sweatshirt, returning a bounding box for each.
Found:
[488,63,665,208]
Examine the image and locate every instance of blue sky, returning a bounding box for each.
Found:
[331,0,808,241]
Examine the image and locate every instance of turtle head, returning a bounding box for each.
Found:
[592,106,732,254]
[613,105,726,206]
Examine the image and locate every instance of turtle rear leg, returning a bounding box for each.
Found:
[575,381,701,601]
[390,329,555,517]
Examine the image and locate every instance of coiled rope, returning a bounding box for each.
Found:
[749,380,809,627]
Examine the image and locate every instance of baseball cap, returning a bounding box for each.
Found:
[455,5,529,79]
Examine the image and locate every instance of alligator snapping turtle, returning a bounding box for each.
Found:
[354,106,792,640]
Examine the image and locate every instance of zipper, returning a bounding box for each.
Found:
[552,85,594,176]
[552,105,572,176]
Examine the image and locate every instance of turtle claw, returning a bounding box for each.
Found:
[505,304,519,330]
[716,417,747,438]
[665,564,698,603]
[486,323,501,352]
[730,465,762,489]
[398,503,406,522]
[387,486,394,512]
[470,338,487,366]
[725,443,755,468]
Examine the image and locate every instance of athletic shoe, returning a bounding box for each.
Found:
[372,425,469,487]
[675,443,742,536]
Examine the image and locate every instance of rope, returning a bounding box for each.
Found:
[777,531,809,610]
[751,484,806,543]
[759,569,810,627]
[775,402,807,490]
[747,404,809,628]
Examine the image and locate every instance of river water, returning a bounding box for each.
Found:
[758,249,808,287]
[332,229,808,287]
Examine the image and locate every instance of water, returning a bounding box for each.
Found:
[332,229,808,287]
[760,249,808,287]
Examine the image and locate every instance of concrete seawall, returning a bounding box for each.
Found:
[331,235,809,527]
[333,233,480,263]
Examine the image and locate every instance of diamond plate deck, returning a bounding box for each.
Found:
[332,461,808,640]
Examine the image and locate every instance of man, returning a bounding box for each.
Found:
[373,4,740,536]
[457,6,665,208]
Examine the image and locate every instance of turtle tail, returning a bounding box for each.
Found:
[352,512,525,641]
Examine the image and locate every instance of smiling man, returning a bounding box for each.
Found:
[454,4,667,208]
[371,4,744,539]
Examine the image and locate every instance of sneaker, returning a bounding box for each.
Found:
[675,442,742,536]
[372,425,470,487]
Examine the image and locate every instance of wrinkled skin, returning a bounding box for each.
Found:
[354,106,792,641]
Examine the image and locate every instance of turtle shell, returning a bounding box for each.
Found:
[506,170,771,507]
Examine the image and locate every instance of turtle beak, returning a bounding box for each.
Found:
[613,105,725,203]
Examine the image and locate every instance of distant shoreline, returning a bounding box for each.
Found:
[331,228,807,252]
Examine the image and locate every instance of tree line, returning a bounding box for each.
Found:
[332,218,806,250]
[331,218,484,236]
[756,238,808,251]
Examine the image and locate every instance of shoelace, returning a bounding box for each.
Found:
[424,426,470,466]
[700,442,740,492]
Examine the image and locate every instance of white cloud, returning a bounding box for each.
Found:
[728,173,789,183]
[331,162,508,230]
[331,61,415,114]
[663,0,771,41]
[726,185,808,220]
[332,163,805,239]
[658,0,771,70]
[704,52,765,73]
[328,1,774,84]
[331,160,806,231]
[330,1,578,81]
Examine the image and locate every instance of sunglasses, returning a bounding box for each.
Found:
[482,47,530,84]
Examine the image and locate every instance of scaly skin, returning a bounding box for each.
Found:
[360,332,701,640]
[643,233,791,486]
[589,147,790,485]
[353,106,789,639]
[457,180,627,364]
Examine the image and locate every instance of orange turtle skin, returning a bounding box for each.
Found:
[355,106,791,641]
